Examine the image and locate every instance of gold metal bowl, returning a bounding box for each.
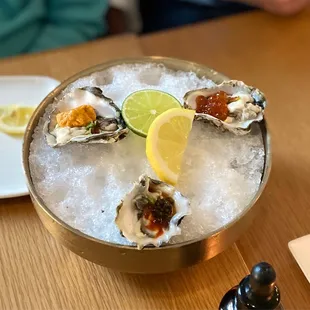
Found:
[23,57,271,274]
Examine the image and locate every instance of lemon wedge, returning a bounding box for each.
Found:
[122,89,181,137]
[0,105,36,134]
[146,108,195,185]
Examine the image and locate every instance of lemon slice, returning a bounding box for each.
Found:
[0,105,36,134]
[122,89,181,137]
[146,108,195,185]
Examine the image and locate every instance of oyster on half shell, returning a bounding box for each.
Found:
[43,87,129,147]
[184,80,266,135]
[115,175,191,249]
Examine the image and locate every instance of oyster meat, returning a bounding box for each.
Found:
[44,87,129,147]
[184,80,266,135]
[115,175,191,249]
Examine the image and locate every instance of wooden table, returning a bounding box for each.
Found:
[141,9,310,309]
[1,8,310,308]
[0,34,249,310]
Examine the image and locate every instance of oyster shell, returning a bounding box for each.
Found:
[43,87,129,147]
[115,175,191,249]
[184,80,266,135]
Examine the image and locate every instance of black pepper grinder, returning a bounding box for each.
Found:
[219,262,284,310]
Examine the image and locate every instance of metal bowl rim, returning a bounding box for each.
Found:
[23,56,272,252]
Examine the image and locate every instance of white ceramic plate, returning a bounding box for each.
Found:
[0,76,60,199]
[288,235,310,283]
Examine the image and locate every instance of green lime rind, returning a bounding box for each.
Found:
[121,89,182,138]
[125,121,148,138]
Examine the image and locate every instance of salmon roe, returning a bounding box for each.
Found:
[195,91,229,121]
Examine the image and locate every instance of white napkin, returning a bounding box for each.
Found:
[288,235,310,283]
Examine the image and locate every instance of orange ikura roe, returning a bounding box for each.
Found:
[195,91,229,121]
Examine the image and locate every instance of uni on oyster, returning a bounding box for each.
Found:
[43,87,129,147]
[115,175,191,249]
[184,80,266,135]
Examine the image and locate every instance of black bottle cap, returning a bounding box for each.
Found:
[237,262,281,309]
[219,262,282,310]
[250,262,277,296]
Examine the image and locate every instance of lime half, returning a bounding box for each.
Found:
[121,89,181,137]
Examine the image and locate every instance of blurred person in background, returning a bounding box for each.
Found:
[2,0,308,59]
[0,0,108,59]
[232,0,310,15]
[139,0,310,33]
[108,0,142,34]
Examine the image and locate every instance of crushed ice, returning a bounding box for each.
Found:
[29,63,265,246]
